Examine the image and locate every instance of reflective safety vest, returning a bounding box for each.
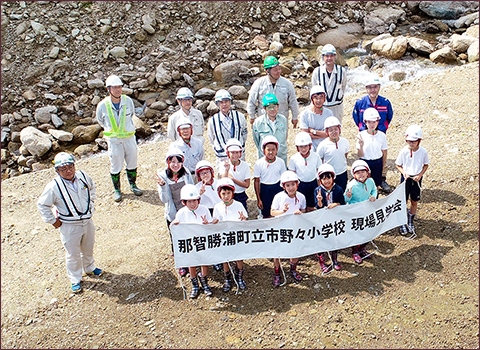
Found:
[103,95,135,138]
[54,171,93,222]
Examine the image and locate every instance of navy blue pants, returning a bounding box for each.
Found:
[234,191,249,212]
[260,182,282,218]
[298,179,319,208]
[362,157,383,187]
[334,171,348,192]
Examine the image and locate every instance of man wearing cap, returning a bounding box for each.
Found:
[96,74,143,202]
[169,116,204,176]
[299,85,334,152]
[352,77,394,191]
[37,152,103,294]
[247,56,300,128]
[311,44,347,123]
[167,87,205,142]
[207,89,248,170]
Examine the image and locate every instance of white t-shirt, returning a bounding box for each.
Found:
[316,137,350,175]
[196,179,221,209]
[175,204,212,224]
[271,191,307,216]
[213,200,248,221]
[253,157,287,185]
[218,160,251,194]
[288,152,322,182]
[298,106,333,151]
[395,146,430,176]
[356,130,388,160]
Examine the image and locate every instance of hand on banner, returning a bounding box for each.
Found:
[294,209,302,215]
[155,173,165,186]
[238,211,247,221]
[412,175,421,182]
[200,215,209,225]
[199,182,206,195]
[327,203,340,209]
[369,194,376,202]
[170,219,179,226]
[346,188,352,198]
[257,199,263,210]
[211,218,219,224]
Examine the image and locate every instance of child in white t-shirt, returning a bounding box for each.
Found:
[195,160,221,215]
[212,178,248,292]
[270,171,306,287]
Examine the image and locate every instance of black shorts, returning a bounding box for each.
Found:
[362,157,383,187]
[401,175,422,202]
[260,182,282,219]
[234,191,249,212]
[334,171,348,192]
[298,179,319,208]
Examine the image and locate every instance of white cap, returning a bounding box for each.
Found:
[324,116,341,129]
[351,160,370,176]
[195,160,214,180]
[225,138,243,153]
[280,170,299,186]
[365,78,381,87]
[176,116,193,130]
[295,131,312,146]
[405,125,423,141]
[216,177,236,194]
[54,152,75,169]
[261,135,279,150]
[105,75,123,87]
[180,184,200,201]
[322,44,336,55]
[165,147,184,163]
[214,89,232,102]
[176,87,194,100]
[310,85,326,98]
[363,108,380,122]
[317,163,336,179]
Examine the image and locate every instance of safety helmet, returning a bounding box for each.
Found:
[195,160,214,181]
[176,87,194,100]
[324,116,342,129]
[225,138,243,153]
[176,116,193,131]
[317,163,336,179]
[295,131,312,146]
[54,152,75,169]
[261,135,279,150]
[405,125,423,141]
[351,159,370,177]
[105,75,123,87]
[365,78,381,87]
[322,44,336,56]
[363,108,380,122]
[280,170,299,187]
[264,55,280,69]
[216,177,236,194]
[165,147,184,163]
[180,184,200,201]
[262,93,279,107]
[310,85,326,98]
[214,89,232,103]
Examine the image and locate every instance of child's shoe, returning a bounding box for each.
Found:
[178,267,188,277]
[352,252,363,264]
[222,271,233,292]
[316,253,330,273]
[273,267,281,287]
[189,276,200,298]
[398,224,409,235]
[86,267,103,276]
[331,252,341,270]
[71,283,82,293]
[359,249,372,260]
[213,263,223,272]
[198,274,213,296]
[289,262,302,282]
[234,267,246,290]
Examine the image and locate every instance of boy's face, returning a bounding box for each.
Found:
[365,119,379,131]
[406,139,420,151]
[198,169,212,183]
[319,173,334,189]
[354,169,369,182]
[311,93,325,109]
[228,150,242,162]
[263,143,278,160]
[283,181,298,196]
[219,188,234,203]
[178,126,192,140]
[218,99,231,114]
[327,126,340,141]
[297,145,311,157]
[184,199,199,211]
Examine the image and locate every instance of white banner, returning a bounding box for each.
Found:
[171,182,407,267]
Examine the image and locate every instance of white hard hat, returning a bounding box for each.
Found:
[261,135,279,150]
[165,147,184,163]
[280,170,299,186]
[310,85,326,98]
[180,184,200,201]
[295,131,312,146]
[351,159,370,177]
[195,160,214,180]
[322,44,336,55]
[324,116,341,129]
[105,75,123,87]
[216,177,236,194]
[176,116,193,130]
[317,163,336,179]
[214,89,232,103]
[176,87,194,100]
[54,152,75,169]
[225,138,243,153]
[365,78,381,87]
[405,125,423,141]
[363,108,380,122]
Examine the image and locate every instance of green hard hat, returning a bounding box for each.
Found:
[262,93,279,107]
[264,56,279,69]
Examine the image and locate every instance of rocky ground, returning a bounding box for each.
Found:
[1,60,478,348]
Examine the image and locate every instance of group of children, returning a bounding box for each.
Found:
[155,89,430,299]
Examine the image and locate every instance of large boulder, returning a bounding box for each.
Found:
[213,60,253,85]
[315,23,363,50]
[71,125,102,144]
[19,126,52,157]
[228,85,249,100]
[449,33,476,53]
[74,144,95,157]
[155,62,172,86]
[465,25,479,38]
[419,1,479,20]
[407,37,434,56]
[371,36,408,60]
[48,129,74,142]
[132,115,152,138]
[34,105,57,124]
[467,40,479,62]
[364,7,406,35]
[195,88,216,99]
[429,47,458,64]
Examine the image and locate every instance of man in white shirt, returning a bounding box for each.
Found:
[167,87,205,142]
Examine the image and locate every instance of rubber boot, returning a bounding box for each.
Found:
[190,276,200,298]
[316,253,329,273]
[407,211,416,234]
[289,261,302,282]
[126,168,143,196]
[222,271,233,292]
[198,273,213,296]
[352,245,362,264]
[331,251,341,270]
[273,267,281,287]
[234,266,246,290]
[111,172,122,202]
[359,243,371,259]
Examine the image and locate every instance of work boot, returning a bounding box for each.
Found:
[222,271,233,292]
[190,276,200,298]
[198,274,213,296]
[289,262,302,282]
[234,266,246,290]
[126,168,143,196]
[111,172,122,202]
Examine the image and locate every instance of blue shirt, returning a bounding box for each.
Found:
[344,178,377,204]
[352,95,393,133]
